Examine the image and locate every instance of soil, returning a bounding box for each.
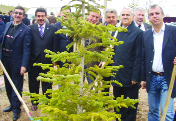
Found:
[0,73,150,121]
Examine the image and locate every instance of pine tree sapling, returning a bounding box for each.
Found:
[23,0,139,121]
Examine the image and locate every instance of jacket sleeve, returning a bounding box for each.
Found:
[131,31,143,82]
[22,28,32,68]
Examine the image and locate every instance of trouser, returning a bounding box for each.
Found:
[148,74,174,121]
[101,76,110,96]
[28,63,52,105]
[113,86,139,121]
[2,56,23,113]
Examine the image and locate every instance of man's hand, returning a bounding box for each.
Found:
[20,66,26,75]
[99,62,104,67]
[141,81,146,89]
[131,81,138,85]
[53,63,57,66]
[174,57,176,65]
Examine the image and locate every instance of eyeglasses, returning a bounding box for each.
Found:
[14,12,23,15]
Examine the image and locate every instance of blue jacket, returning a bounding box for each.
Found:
[0,21,32,72]
[141,24,176,98]
[53,22,73,53]
[0,20,5,36]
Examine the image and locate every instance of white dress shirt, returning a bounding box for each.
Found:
[134,21,145,31]
[152,23,165,72]
[38,23,46,33]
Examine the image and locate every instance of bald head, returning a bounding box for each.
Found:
[120,8,133,28]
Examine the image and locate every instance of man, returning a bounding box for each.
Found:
[85,9,102,84]
[87,9,101,24]
[3,13,9,24]
[28,8,57,111]
[101,8,119,95]
[22,14,30,26]
[133,7,152,31]
[0,12,3,20]
[0,19,5,36]
[47,12,57,25]
[0,6,31,120]
[105,8,119,26]
[53,6,72,88]
[111,8,143,121]
[54,5,72,54]
[141,4,176,121]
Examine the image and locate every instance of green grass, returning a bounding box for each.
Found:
[0,5,29,15]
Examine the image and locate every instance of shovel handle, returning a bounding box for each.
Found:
[161,65,176,121]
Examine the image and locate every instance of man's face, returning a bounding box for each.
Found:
[148,6,164,26]
[106,12,118,26]
[35,12,46,26]
[120,8,133,28]
[134,10,145,25]
[88,11,100,24]
[13,9,25,24]
[60,9,71,20]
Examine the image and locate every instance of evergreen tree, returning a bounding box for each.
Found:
[24,0,139,120]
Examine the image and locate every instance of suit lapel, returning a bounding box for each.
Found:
[148,29,154,49]
[3,22,12,39]
[33,23,41,38]
[43,23,50,38]
[162,25,171,51]
[13,23,24,41]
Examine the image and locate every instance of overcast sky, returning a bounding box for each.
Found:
[1,0,176,16]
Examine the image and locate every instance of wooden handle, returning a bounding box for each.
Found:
[161,65,176,121]
[0,60,33,120]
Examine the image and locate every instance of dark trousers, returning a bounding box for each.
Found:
[28,63,52,105]
[2,56,23,113]
[113,86,139,121]
[101,76,110,96]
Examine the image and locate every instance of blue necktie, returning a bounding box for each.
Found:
[39,26,44,37]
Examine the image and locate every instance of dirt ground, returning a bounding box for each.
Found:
[0,73,151,121]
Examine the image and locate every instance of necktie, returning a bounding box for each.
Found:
[138,25,141,28]
[39,26,44,37]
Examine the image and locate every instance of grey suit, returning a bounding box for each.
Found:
[143,22,152,31]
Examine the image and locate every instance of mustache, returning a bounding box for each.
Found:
[38,20,44,21]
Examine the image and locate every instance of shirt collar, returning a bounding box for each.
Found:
[152,22,165,33]
[134,21,143,27]
[11,22,22,29]
[37,23,46,28]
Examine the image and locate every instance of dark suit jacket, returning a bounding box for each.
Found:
[86,37,103,68]
[111,21,143,87]
[29,22,57,64]
[0,21,32,72]
[143,22,152,31]
[3,15,10,24]
[53,22,73,53]
[22,17,30,26]
[0,20,5,36]
[141,24,176,98]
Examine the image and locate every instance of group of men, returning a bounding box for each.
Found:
[85,4,176,121]
[0,4,176,121]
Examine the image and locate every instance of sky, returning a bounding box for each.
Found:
[1,0,176,17]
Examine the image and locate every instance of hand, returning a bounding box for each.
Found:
[131,81,138,85]
[174,57,176,65]
[53,63,57,66]
[99,62,104,67]
[20,66,26,75]
[141,81,146,89]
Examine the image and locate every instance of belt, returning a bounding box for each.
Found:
[152,71,164,76]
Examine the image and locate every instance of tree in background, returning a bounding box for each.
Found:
[24,0,139,121]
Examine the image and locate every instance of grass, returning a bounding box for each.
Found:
[0,5,29,15]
